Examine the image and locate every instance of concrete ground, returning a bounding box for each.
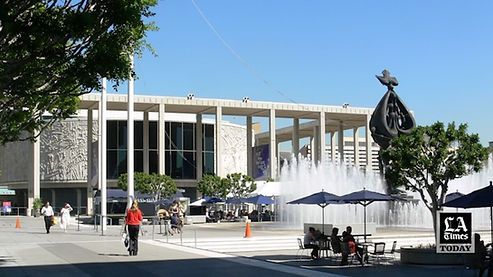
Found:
[0,216,487,277]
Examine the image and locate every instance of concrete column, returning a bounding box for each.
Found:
[269,109,276,179]
[143,111,149,173]
[246,116,253,176]
[86,109,94,215]
[318,112,326,164]
[27,132,40,216]
[215,106,223,177]
[330,132,336,164]
[196,114,203,179]
[365,114,373,172]
[276,139,281,174]
[51,189,56,208]
[76,188,82,211]
[292,118,299,161]
[312,127,319,162]
[338,121,344,164]
[158,104,166,175]
[353,127,360,168]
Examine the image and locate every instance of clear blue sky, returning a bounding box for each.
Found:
[121,0,493,145]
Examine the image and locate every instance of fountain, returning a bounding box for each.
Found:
[277,154,493,232]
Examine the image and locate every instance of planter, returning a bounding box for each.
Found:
[400,246,472,265]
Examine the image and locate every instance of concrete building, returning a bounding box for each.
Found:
[0,93,375,216]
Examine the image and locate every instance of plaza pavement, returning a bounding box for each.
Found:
[0,216,487,277]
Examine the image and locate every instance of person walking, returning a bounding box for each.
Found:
[59,203,73,232]
[41,202,54,234]
[125,200,143,256]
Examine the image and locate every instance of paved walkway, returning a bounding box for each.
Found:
[0,216,485,277]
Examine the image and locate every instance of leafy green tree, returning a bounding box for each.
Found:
[118,172,177,200]
[381,122,488,236]
[0,0,158,144]
[226,173,257,199]
[197,174,231,200]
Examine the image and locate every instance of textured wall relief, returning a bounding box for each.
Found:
[222,124,247,175]
[40,120,89,181]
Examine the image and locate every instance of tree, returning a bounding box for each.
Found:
[0,0,158,144]
[381,122,488,236]
[226,173,257,199]
[197,174,230,200]
[118,172,177,200]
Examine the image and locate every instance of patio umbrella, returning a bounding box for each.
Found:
[444,191,465,203]
[245,195,275,205]
[287,190,341,234]
[152,199,173,205]
[204,197,225,204]
[339,188,399,242]
[442,181,493,245]
[226,197,247,204]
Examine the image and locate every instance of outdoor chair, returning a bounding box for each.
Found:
[317,239,331,259]
[368,242,386,265]
[296,238,310,260]
[384,241,397,262]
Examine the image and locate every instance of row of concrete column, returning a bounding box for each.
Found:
[26,105,372,216]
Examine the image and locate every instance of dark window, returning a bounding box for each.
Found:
[164,122,170,150]
[203,152,214,175]
[183,151,196,179]
[183,123,194,150]
[107,150,118,179]
[149,151,158,174]
[171,122,182,150]
[134,150,143,172]
[204,124,214,151]
[134,121,143,149]
[107,121,118,149]
[117,150,127,175]
[170,151,182,179]
[149,121,158,150]
[165,151,170,176]
[118,121,127,149]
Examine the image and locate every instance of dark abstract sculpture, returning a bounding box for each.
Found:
[370,70,416,149]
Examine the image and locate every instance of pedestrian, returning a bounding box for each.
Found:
[59,203,73,232]
[40,202,54,234]
[125,200,143,256]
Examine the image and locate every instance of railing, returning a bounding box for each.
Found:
[0,207,27,216]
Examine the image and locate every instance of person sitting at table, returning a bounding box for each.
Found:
[304,226,320,260]
[342,226,365,263]
[330,227,342,254]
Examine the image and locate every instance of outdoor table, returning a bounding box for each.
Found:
[315,238,331,258]
[359,242,373,265]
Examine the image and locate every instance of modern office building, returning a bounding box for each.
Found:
[0,93,376,216]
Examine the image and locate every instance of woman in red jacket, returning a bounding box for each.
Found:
[126,200,143,256]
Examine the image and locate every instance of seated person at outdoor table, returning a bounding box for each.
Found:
[330,227,342,254]
[304,227,320,260]
[342,226,365,263]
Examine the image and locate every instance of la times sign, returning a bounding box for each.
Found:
[436,212,474,253]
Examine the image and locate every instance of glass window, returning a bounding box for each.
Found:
[203,152,214,175]
[107,121,118,149]
[165,151,170,176]
[134,150,143,172]
[204,124,214,151]
[117,150,127,175]
[149,151,158,174]
[149,121,157,150]
[171,122,182,150]
[183,123,194,150]
[107,150,118,179]
[118,121,127,149]
[170,151,183,179]
[134,121,143,149]
[183,151,196,179]
[164,122,170,150]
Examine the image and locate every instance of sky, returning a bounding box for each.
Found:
[114,0,493,146]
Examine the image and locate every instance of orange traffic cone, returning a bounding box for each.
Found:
[15,217,20,228]
[244,220,252,238]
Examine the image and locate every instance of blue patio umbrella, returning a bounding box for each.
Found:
[339,188,399,242]
[204,197,225,204]
[443,181,493,245]
[226,197,247,204]
[245,195,275,205]
[152,199,173,205]
[444,191,465,203]
[287,190,341,234]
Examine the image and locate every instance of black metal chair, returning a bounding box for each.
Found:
[296,238,310,260]
[368,242,386,265]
